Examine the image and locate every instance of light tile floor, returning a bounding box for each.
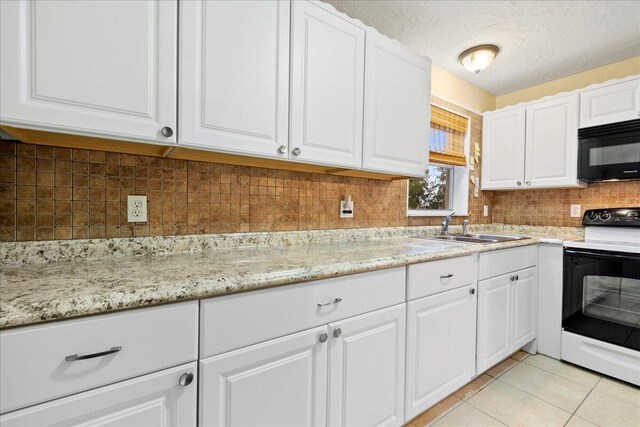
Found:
[407,351,640,427]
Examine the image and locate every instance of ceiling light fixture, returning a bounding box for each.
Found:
[458,44,500,74]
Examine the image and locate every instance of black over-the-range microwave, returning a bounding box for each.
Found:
[577,119,640,181]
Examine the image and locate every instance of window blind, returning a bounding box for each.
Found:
[429,105,468,166]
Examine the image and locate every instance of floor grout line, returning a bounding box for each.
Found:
[563,377,603,427]
[454,401,510,427]
[507,358,597,392]
[521,355,602,388]
[493,376,577,417]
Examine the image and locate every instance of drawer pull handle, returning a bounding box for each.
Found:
[65,346,122,362]
[317,297,342,307]
[440,274,454,279]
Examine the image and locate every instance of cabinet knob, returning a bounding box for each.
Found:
[333,328,342,338]
[292,147,302,156]
[178,372,194,387]
[469,288,476,295]
[515,274,519,281]
[319,332,328,343]
[278,145,287,154]
[161,126,173,138]
[510,275,515,281]
[526,181,531,186]
[517,181,522,186]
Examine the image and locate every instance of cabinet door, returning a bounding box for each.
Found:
[579,78,640,128]
[481,108,526,190]
[290,1,365,168]
[362,29,431,177]
[179,0,290,158]
[0,0,177,144]
[405,286,476,420]
[199,326,328,427]
[0,363,197,427]
[525,94,581,188]
[512,267,538,350]
[477,273,512,373]
[328,304,406,427]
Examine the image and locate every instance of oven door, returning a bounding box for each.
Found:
[563,248,640,351]
[578,131,640,181]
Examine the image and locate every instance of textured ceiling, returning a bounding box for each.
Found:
[323,1,640,95]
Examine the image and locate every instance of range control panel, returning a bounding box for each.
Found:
[582,207,640,227]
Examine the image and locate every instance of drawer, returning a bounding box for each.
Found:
[407,255,476,300]
[200,267,405,358]
[0,301,198,414]
[478,245,537,280]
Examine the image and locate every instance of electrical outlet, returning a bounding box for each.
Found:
[127,195,148,222]
[483,205,489,217]
[570,204,581,218]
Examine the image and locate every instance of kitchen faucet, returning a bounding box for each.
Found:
[441,212,455,235]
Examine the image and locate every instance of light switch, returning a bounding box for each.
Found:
[483,205,489,217]
[340,195,354,219]
[127,195,148,222]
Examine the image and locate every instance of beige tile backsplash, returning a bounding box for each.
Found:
[1,95,637,242]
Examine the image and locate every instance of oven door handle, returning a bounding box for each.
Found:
[565,248,640,262]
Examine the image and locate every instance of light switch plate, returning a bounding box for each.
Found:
[570,204,581,218]
[340,197,354,219]
[127,195,147,222]
[483,205,489,217]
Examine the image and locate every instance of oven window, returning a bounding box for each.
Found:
[589,142,640,166]
[583,276,640,327]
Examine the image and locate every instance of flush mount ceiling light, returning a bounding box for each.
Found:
[458,44,500,74]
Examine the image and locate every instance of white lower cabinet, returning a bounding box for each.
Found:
[512,267,537,349]
[199,326,329,427]
[0,362,197,427]
[328,304,406,427]
[477,266,538,373]
[405,285,477,421]
[199,304,406,427]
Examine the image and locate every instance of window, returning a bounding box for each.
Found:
[407,105,470,217]
[408,165,453,210]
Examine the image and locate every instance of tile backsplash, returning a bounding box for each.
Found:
[0,98,490,241]
[492,182,640,227]
[2,93,637,242]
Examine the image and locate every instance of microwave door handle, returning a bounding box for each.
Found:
[565,249,640,262]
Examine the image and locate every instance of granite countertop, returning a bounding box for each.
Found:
[0,225,582,329]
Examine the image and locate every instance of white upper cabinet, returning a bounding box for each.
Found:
[0,0,177,144]
[525,94,581,188]
[179,0,290,158]
[580,77,640,128]
[481,108,526,190]
[290,1,365,168]
[362,30,431,177]
[483,94,586,190]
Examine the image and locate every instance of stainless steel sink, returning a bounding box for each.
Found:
[427,235,496,243]
[424,234,530,244]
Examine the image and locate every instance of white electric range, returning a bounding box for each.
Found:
[562,207,640,385]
